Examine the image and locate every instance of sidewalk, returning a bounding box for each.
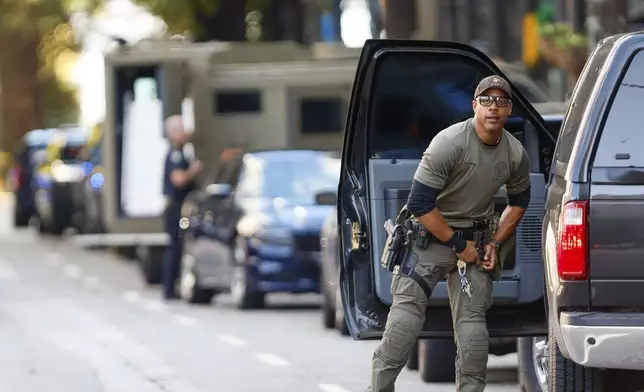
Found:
[0,192,15,236]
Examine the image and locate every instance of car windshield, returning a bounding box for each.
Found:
[251,156,340,205]
[60,145,82,163]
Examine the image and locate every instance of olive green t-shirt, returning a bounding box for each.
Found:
[413,118,531,227]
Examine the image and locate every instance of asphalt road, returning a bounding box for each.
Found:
[0,226,521,392]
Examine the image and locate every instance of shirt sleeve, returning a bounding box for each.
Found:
[167,150,188,173]
[413,135,460,189]
[506,147,531,196]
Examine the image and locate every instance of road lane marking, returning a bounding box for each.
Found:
[174,315,200,327]
[255,353,290,367]
[143,299,167,313]
[83,275,100,289]
[217,334,249,347]
[63,263,82,278]
[0,258,18,280]
[47,254,63,266]
[121,290,142,303]
[318,384,352,392]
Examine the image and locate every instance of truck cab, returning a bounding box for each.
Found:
[538,32,644,391]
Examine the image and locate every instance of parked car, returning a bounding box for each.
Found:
[7,129,56,227]
[72,123,105,234]
[320,102,566,382]
[32,128,89,235]
[179,149,341,309]
[335,36,644,392]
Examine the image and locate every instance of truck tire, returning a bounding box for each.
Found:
[321,285,335,329]
[418,338,457,383]
[517,336,545,392]
[548,320,603,391]
[334,283,350,336]
[137,246,163,285]
[406,340,419,371]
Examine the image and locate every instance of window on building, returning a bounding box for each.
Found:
[300,97,345,134]
[214,90,262,114]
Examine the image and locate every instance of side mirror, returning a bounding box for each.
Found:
[205,183,232,199]
[314,190,337,206]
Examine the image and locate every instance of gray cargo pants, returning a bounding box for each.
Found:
[367,242,494,392]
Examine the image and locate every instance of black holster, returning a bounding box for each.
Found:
[381,205,415,271]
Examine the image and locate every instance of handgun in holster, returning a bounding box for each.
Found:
[382,220,414,272]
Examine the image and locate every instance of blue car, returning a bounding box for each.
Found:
[8,129,56,227]
[179,149,340,309]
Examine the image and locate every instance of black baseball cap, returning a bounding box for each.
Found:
[474,75,512,98]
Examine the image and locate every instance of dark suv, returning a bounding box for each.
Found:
[338,34,644,392]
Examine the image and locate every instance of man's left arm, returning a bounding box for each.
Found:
[493,148,532,243]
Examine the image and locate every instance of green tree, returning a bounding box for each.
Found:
[133,0,271,42]
[0,0,105,188]
[0,0,100,152]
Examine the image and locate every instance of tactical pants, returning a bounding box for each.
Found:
[368,242,494,392]
[162,203,182,299]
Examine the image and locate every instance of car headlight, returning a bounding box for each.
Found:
[255,226,293,246]
[51,163,84,183]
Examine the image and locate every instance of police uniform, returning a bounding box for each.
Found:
[162,146,195,299]
[369,76,531,392]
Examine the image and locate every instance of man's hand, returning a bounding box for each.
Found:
[456,240,479,263]
[481,243,498,271]
[189,161,202,175]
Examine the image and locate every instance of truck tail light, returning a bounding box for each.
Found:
[557,201,588,280]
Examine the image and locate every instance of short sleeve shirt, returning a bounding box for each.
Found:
[163,147,195,203]
[413,118,530,227]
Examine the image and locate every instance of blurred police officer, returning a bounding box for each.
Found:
[369,76,531,392]
[162,115,201,300]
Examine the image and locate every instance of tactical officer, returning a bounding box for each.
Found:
[370,75,531,392]
[162,115,201,300]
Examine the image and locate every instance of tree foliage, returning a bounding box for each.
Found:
[0,0,102,153]
[132,0,277,41]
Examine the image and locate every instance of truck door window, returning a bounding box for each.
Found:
[551,40,614,175]
[367,52,530,160]
[593,49,644,167]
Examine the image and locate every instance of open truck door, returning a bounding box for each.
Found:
[337,40,558,340]
[100,58,187,240]
[71,55,189,283]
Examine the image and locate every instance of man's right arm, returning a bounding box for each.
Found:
[170,167,197,188]
[406,136,466,252]
[169,157,200,188]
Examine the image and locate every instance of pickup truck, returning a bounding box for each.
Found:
[337,33,644,392]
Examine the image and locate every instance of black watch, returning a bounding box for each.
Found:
[446,234,467,253]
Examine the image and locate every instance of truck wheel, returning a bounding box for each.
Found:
[321,284,335,329]
[230,238,265,310]
[547,320,603,391]
[517,336,546,392]
[334,283,350,336]
[418,339,457,383]
[137,246,163,285]
[179,262,214,305]
[406,340,419,371]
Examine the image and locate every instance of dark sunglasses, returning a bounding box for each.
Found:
[477,95,512,107]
